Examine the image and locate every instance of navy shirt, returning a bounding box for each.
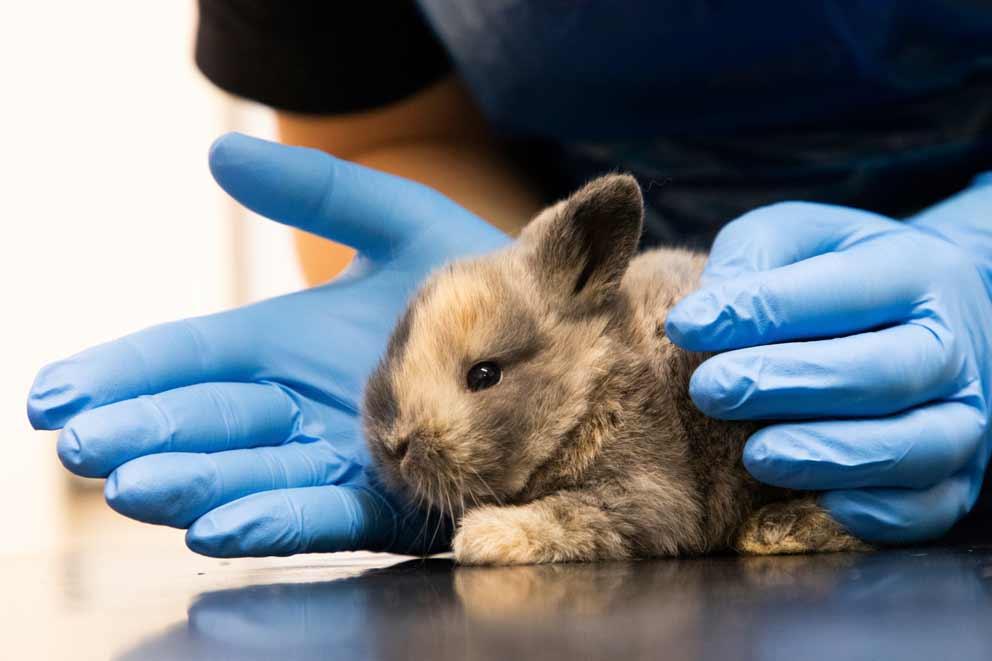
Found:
[196,1,992,246]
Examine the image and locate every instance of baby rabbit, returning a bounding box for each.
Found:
[363,175,870,565]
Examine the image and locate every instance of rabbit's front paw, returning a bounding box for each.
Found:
[453,506,551,565]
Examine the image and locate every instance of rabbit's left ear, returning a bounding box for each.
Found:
[521,174,644,312]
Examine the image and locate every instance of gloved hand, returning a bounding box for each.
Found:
[666,173,992,544]
[27,133,509,556]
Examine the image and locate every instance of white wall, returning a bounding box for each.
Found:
[0,2,302,555]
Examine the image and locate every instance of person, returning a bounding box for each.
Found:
[28,2,992,557]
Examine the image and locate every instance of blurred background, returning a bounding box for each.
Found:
[1,2,304,559]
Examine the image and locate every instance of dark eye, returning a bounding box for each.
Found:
[466,361,502,391]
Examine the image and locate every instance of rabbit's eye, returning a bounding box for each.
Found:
[466,361,502,391]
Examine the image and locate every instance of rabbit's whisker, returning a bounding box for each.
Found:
[467,465,503,506]
[427,477,446,554]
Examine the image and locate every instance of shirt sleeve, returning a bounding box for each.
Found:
[195,0,452,114]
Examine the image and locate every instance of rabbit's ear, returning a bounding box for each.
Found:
[522,174,643,311]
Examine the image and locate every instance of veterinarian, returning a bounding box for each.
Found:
[29,3,992,556]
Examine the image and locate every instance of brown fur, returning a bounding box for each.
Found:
[363,175,870,565]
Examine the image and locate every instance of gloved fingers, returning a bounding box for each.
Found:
[744,400,984,490]
[666,236,930,352]
[56,382,302,478]
[104,441,362,528]
[821,469,975,544]
[701,201,896,284]
[185,484,403,557]
[208,132,481,258]
[689,322,958,419]
[28,315,248,430]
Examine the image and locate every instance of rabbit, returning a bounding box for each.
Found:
[363,174,871,565]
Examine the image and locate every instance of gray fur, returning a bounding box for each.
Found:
[363,175,870,565]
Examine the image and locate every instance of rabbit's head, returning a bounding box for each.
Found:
[363,175,644,514]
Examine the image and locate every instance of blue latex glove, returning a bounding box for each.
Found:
[666,173,992,544]
[27,133,508,556]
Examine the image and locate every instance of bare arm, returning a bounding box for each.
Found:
[276,76,545,284]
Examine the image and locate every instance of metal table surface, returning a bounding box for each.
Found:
[10,528,992,661]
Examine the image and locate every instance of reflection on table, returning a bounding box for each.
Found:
[120,547,992,661]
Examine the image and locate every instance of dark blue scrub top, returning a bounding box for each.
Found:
[418,1,992,246]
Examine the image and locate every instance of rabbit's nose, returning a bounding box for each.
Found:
[393,435,412,460]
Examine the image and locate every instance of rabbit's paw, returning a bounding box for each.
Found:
[736,499,872,555]
[453,506,553,565]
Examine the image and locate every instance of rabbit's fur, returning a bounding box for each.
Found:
[363,175,869,565]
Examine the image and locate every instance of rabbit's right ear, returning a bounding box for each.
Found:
[521,174,644,312]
